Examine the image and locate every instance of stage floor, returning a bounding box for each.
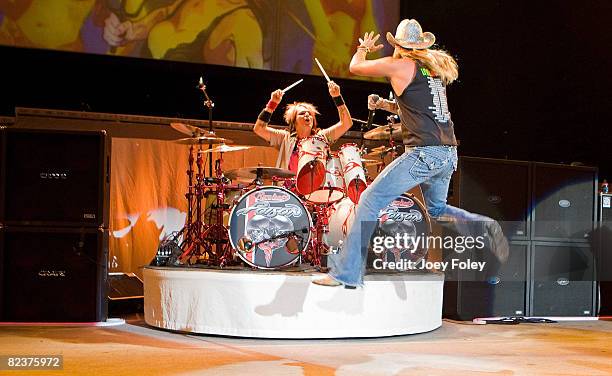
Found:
[2,314,611,375]
[143,266,444,338]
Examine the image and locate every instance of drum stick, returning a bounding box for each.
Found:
[314,58,331,82]
[282,78,304,93]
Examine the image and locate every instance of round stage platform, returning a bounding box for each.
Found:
[143,266,443,338]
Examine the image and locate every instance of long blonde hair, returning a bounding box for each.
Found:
[394,48,458,85]
[284,102,319,134]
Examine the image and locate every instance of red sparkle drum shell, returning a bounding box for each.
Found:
[228,186,312,269]
[296,135,329,196]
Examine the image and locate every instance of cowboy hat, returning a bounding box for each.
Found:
[386,19,435,50]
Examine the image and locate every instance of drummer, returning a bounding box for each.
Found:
[253,81,353,172]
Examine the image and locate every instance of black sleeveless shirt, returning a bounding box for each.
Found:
[394,63,458,147]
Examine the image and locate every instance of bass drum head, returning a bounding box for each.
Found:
[228,186,312,269]
[368,193,431,269]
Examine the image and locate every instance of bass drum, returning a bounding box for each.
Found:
[325,192,431,267]
[228,186,312,269]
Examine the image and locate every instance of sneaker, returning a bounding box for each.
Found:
[484,220,509,262]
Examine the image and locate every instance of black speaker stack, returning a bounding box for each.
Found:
[444,157,599,319]
[0,127,110,322]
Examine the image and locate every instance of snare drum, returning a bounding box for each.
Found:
[324,193,430,266]
[296,135,329,195]
[338,143,367,204]
[304,152,345,204]
[228,186,312,269]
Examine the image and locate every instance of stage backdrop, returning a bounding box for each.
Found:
[0,0,398,80]
[110,138,278,278]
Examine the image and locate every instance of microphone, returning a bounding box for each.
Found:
[366,94,380,130]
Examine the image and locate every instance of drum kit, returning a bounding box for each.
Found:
[155,116,432,271]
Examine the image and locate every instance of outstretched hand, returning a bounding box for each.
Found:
[358,32,384,53]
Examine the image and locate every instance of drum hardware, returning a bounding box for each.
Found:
[363,122,403,141]
[174,134,232,145]
[361,158,383,167]
[171,122,209,137]
[237,228,308,254]
[226,166,294,186]
[166,132,242,267]
[198,144,252,153]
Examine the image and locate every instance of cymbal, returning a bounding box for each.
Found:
[170,122,205,136]
[226,166,294,180]
[364,123,403,140]
[174,134,232,145]
[199,144,251,153]
[365,146,392,157]
[361,158,383,167]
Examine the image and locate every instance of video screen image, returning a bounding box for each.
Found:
[0,0,399,80]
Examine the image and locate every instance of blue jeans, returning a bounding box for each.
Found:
[328,145,495,287]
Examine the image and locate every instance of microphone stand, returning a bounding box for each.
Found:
[198,78,215,177]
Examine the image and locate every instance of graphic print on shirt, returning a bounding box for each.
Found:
[420,67,450,124]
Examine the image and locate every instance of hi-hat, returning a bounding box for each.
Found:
[170,122,206,136]
[226,166,294,180]
[199,144,251,153]
[175,134,232,145]
[364,123,403,140]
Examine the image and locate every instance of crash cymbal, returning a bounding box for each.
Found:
[363,123,403,140]
[226,166,294,180]
[174,133,232,145]
[199,144,251,153]
[361,158,383,167]
[170,122,206,136]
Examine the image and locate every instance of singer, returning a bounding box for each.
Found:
[253,81,353,172]
[314,19,510,288]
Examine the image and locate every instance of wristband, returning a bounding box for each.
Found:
[357,45,370,53]
[266,100,278,111]
[332,95,345,107]
[258,109,272,123]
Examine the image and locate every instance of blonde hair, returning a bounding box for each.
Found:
[283,102,320,133]
[394,47,458,85]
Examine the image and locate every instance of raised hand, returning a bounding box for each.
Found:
[270,89,284,104]
[358,32,384,53]
[328,81,341,97]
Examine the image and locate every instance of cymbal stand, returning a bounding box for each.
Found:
[307,202,334,270]
[197,76,215,177]
[170,140,206,265]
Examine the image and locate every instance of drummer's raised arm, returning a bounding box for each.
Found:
[254,89,284,143]
[326,81,353,142]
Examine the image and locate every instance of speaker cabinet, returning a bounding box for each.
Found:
[532,163,597,242]
[449,157,530,240]
[597,193,612,315]
[0,128,109,227]
[530,242,596,317]
[0,226,108,322]
[443,241,528,320]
